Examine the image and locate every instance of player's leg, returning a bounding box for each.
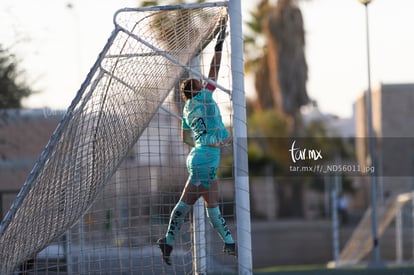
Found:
[200,147,237,256]
[157,179,202,265]
[203,181,236,256]
[158,147,203,265]
[166,180,202,243]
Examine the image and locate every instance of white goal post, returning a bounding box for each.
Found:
[228,0,252,273]
[0,1,252,274]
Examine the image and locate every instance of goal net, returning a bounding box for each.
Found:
[0,2,251,274]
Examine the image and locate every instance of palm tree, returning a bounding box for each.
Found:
[249,0,309,122]
[245,0,309,217]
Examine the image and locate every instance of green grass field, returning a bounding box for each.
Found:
[254,265,414,275]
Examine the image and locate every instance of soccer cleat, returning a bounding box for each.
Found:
[223,242,237,256]
[157,238,173,265]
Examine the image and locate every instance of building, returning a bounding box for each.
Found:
[0,109,62,219]
[354,83,414,200]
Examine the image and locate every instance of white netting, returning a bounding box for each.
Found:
[0,4,230,274]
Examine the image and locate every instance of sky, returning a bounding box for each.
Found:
[2,0,414,118]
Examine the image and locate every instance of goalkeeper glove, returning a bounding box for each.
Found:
[214,24,227,52]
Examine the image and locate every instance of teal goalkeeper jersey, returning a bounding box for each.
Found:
[182,88,229,147]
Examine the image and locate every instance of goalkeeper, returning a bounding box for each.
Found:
[157,23,236,265]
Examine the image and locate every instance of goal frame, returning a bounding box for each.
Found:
[115,2,253,273]
[0,1,252,274]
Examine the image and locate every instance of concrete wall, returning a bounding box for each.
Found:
[251,220,412,268]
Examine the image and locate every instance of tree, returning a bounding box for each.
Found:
[0,45,33,109]
[244,0,271,74]
[265,0,309,117]
[245,0,310,217]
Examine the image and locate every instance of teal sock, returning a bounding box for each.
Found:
[206,206,234,244]
[165,201,191,245]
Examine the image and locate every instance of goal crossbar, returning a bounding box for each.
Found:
[113,2,228,15]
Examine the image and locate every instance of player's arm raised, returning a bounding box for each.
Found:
[206,24,226,90]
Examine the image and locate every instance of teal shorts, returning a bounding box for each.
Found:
[186,145,220,188]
